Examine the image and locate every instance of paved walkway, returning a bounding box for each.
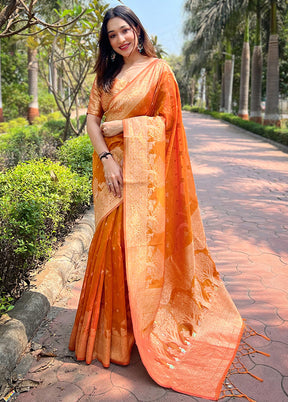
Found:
[14,113,288,402]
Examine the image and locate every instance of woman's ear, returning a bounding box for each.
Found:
[136,26,141,35]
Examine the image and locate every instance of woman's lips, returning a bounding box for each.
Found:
[119,43,130,51]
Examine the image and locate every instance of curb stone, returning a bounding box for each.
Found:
[0,207,95,386]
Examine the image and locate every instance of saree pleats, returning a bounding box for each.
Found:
[69,204,134,367]
[70,58,244,400]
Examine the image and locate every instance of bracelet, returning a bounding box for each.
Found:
[99,152,112,160]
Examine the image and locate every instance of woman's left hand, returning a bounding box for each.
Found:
[101,120,123,137]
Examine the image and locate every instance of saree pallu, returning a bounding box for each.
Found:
[69,59,244,400]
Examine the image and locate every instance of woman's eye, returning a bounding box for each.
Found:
[109,34,115,39]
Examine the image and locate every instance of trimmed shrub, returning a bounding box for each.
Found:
[0,125,41,169]
[0,122,9,134]
[39,119,66,144]
[47,111,62,121]
[58,134,94,179]
[0,117,28,134]
[32,115,48,125]
[0,159,91,307]
[183,106,288,146]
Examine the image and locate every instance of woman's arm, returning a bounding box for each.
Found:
[87,114,123,198]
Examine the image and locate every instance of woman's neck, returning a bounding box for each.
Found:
[123,51,147,67]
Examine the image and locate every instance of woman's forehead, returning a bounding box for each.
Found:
[107,17,131,33]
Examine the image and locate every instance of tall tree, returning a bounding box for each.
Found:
[250,0,263,123]
[183,0,287,125]
[223,41,235,114]
[264,0,279,126]
[238,15,250,120]
[38,0,108,139]
[183,0,248,113]
[27,34,39,123]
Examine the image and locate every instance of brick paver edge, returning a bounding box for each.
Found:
[0,207,95,385]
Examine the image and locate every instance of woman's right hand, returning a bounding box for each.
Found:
[102,156,123,198]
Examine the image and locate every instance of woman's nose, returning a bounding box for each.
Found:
[118,33,125,43]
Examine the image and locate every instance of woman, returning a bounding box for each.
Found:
[69,6,244,400]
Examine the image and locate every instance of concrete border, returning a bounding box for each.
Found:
[0,207,95,385]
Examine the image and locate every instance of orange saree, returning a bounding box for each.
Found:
[69,59,244,400]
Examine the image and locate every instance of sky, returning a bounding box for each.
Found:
[108,0,186,56]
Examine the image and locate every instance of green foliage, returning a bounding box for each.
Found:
[183,105,288,146]
[0,293,14,315]
[32,115,48,125]
[58,134,94,179]
[165,55,191,105]
[0,125,41,169]
[39,119,66,144]
[47,111,62,121]
[1,38,27,86]
[0,118,69,170]
[7,117,28,128]
[38,91,57,115]
[0,118,29,134]
[0,122,10,134]
[0,159,91,305]
[2,83,31,120]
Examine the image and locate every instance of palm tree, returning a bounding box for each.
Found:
[150,35,167,59]
[223,41,235,114]
[183,0,249,114]
[264,0,280,126]
[250,0,263,124]
[238,15,250,120]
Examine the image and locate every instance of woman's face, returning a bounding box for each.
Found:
[107,17,139,58]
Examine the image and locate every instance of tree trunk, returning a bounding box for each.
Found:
[264,0,280,126]
[220,68,225,112]
[250,46,263,123]
[238,16,250,120]
[75,95,79,131]
[224,58,234,113]
[190,78,195,106]
[0,40,3,122]
[250,2,262,124]
[264,34,280,126]
[49,56,58,93]
[28,47,39,123]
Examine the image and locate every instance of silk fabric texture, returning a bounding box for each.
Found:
[69,59,244,400]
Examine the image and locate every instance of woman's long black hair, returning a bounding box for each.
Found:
[94,6,156,92]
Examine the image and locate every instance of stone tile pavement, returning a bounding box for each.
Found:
[11,112,288,401]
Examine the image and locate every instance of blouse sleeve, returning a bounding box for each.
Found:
[87,76,104,118]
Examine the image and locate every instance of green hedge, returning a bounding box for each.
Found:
[0,118,68,170]
[58,134,94,179]
[0,125,42,169]
[0,159,91,313]
[183,106,288,146]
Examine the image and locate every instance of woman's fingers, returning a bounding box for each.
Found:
[106,175,123,197]
[103,158,123,197]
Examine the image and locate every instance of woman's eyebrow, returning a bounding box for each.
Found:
[108,25,130,34]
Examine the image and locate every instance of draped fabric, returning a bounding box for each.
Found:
[69,59,244,400]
